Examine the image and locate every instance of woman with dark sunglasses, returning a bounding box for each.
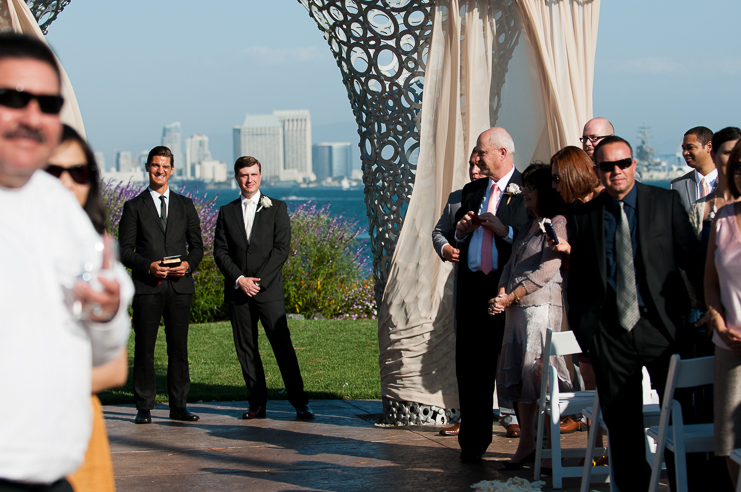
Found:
[45,125,124,492]
[45,125,106,234]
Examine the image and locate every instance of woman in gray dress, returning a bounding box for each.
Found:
[489,163,572,470]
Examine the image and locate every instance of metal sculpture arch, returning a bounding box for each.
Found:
[300,0,433,301]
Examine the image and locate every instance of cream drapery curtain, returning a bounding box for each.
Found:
[515,0,600,151]
[378,0,600,409]
[1,0,85,137]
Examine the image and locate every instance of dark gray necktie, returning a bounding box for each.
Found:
[159,195,167,230]
[616,201,640,330]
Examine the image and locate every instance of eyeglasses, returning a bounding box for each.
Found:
[0,88,64,115]
[552,174,561,184]
[579,135,611,144]
[596,157,632,172]
[45,164,91,185]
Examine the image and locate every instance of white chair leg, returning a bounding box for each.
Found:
[534,406,545,480]
[551,409,563,489]
[580,398,601,492]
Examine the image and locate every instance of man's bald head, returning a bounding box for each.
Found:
[581,117,615,159]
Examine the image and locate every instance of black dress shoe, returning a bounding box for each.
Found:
[241,406,266,419]
[169,407,200,422]
[294,403,315,420]
[460,451,483,463]
[134,409,152,424]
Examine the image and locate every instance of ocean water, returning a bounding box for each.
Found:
[184,180,671,237]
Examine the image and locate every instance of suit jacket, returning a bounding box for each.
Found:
[432,189,462,261]
[119,190,204,295]
[213,195,290,303]
[670,170,698,213]
[453,170,530,311]
[566,183,703,351]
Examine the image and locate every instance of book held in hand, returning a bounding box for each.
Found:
[161,255,182,267]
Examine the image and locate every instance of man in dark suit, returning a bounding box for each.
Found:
[119,146,204,424]
[671,126,716,213]
[453,128,530,461]
[213,156,313,420]
[566,136,703,490]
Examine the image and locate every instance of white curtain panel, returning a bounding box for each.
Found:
[1,0,86,137]
[378,0,599,409]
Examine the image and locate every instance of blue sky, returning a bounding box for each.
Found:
[45,0,741,169]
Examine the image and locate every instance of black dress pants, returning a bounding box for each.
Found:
[456,269,505,456]
[590,308,674,492]
[228,299,307,408]
[132,281,193,409]
[0,479,72,492]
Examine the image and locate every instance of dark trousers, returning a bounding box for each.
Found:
[132,281,193,409]
[591,308,674,492]
[456,270,505,456]
[0,479,72,492]
[228,299,307,408]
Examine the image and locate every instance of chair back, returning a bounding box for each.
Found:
[545,328,583,358]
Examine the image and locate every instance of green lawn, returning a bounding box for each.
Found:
[99,319,381,405]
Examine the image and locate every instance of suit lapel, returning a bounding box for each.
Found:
[167,192,180,236]
[142,190,166,235]
[687,178,697,203]
[230,199,249,247]
[589,194,607,288]
[636,183,653,274]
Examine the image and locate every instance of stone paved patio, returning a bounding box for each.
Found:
[105,400,667,492]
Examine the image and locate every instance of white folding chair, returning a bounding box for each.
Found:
[535,328,604,489]
[647,354,715,492]
[730,449,741,492]
[580,367,661,492]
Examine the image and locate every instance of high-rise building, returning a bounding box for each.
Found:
[233,114,284,181]
[199,159,228,183]
[312,142,352,180]
[93,152,105,171]
[137,151,149,170]
[312,144,331,181]
[274,110,312,181]
[115,150,133,172]
[162,122,182,176]
[185,133,211,180]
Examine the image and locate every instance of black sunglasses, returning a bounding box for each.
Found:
[45,164,91,185]
[596,157,632,172]
[0,88,65,115]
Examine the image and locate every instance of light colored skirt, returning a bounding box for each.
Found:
[497,303,572,405]
[714,346,741,456]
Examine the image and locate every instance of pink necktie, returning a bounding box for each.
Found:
[700,178,709,198]
[480,183,500,275]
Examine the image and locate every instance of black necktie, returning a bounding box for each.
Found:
[159,195,167,230]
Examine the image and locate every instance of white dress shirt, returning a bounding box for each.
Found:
[466,167,515,272]
[0,171,133,484]
[694,168,718,199]
[234,191,261,288]
[148,186,170,219]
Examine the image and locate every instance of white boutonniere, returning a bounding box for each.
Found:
[537,217,552,234]
[504,183,522,204]
[256,195,273,213]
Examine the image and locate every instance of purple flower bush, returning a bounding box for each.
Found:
[284,202,376,320]
[102,181,376,321]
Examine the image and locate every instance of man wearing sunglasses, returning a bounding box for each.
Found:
[580,117,614,160]
[0,34,132,491]
[565,135,702,491]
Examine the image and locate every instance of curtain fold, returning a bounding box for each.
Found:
[378,0,600,410]
[2,0,85,137]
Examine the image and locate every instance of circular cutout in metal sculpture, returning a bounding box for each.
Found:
[23,0,70,34]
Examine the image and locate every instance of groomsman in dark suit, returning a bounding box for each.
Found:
[453,128,530,461]
[213,156,313,420]
[119,146,204,424]
[566,136,703,490]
